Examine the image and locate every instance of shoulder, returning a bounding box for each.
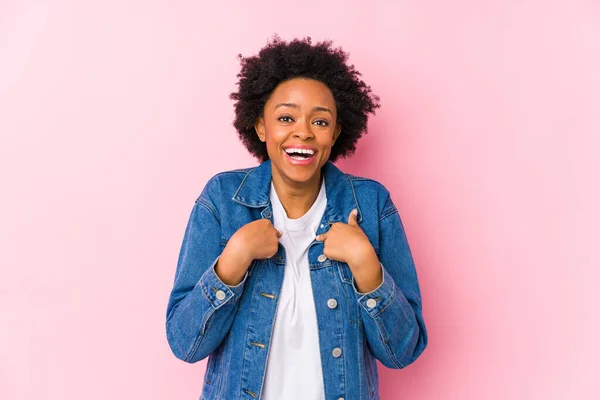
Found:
[344,172,391,199]
[346,173,388,191]
[195,166,256,204]
[343,172,398,219]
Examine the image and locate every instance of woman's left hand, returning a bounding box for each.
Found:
[315,209,383,292]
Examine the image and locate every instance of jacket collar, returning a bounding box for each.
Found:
[232,159,363,224]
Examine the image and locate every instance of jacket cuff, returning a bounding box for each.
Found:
[198,256,248,309]
[353,262,395,317]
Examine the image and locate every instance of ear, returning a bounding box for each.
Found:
[255,116,266,143]
[332,123,342,144]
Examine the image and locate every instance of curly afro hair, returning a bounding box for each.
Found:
[230,35,381,163]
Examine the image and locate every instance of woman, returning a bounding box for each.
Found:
[166,36,428,400]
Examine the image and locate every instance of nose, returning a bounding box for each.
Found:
[293,118,315,140]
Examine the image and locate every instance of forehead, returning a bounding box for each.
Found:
[266,78,336,110]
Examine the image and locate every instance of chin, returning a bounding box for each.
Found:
[284,168,317,183]
[276,160,319,183]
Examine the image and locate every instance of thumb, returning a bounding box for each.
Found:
[348,209,358,226]
[276,229,283,238]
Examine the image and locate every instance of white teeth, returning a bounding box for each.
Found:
[285,148,315,155]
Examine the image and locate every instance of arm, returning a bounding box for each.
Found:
[352,195,428,369]
[165,195,249,363]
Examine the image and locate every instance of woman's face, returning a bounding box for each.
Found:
[255,78,341,186]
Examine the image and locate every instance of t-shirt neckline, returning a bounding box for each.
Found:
[270,177,326,231]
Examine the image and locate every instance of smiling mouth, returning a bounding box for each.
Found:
[284,148,316,161]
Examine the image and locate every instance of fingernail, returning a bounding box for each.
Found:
[352,209,358,216]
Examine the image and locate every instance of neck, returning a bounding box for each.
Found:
[271,167,322,219]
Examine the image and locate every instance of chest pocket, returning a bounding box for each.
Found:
[336,261,354,284]
[335,261,360,326]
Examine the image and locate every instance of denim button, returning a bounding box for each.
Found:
[318,254,327,262]
[332,347,342,357]
[216,290,226,300]
[366,298,377,308]
[327,299,337,309]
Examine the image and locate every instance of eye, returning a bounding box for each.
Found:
[313,119,329,127]
[278,115,294,123]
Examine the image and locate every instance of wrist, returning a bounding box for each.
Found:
[351,251,383,293]
[354,264,383,293]
[348,243,383,293]
[348,242,377,268]
[215,243,251,286]
[227,234,253,266]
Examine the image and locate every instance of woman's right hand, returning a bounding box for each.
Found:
[231,218,283,261]
[215,219,282,285]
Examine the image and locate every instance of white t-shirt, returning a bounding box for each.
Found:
[261,177,327,400]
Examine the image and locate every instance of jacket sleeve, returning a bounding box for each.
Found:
[352,194,428,369]
[166,190,249,363]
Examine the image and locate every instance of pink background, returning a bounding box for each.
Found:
[1,0,599,399]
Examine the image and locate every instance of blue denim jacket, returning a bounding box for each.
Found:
[166,159,428,400]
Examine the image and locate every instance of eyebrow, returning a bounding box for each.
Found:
[273,103,333,116]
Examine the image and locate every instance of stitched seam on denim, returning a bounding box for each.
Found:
[309,261,335,269]
[372,283,404,368]
[379,193,398,222]
[336,263,346,283]
[373,313,404,368]
[337,263,353,284]
[336,263,357,325]
[371,313,396,366]
[379,205,398,222]
[239,261,261,397]
[258,258,281,398]
[346,175,363,222]
[231,165,261,205]
[347,174,373,182]
[200,276,219,311]
[332,265,347,397]
[347,175,390,191]
[372,292,394,317]
[218,333,231,398]
[364,342,375,400]
[182,276,218,362]
[183,280,221,363]
[214,169,253,176]
[198,286,218,335]
[360,340,366,400]
[229,167,253,173]
[203,354,215,394]
[368,270,394,316]
[196,197,220,223]
[185,307,212,362]
[166,303,189,358]
[207,347,221,397]
[210,267,237,297]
